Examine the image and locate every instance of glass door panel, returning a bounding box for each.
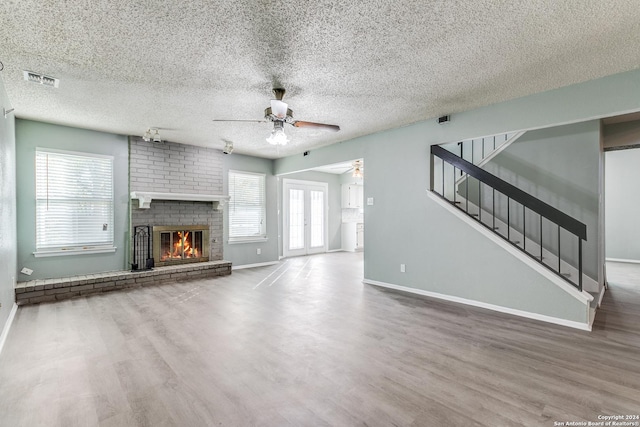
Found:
[283,180,328,257]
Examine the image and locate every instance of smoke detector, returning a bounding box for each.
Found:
[23,71,60,88]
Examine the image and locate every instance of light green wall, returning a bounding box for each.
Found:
[280,170,343,251]
[0,76,17,330]
[605,148,640,261]
[222,153,279,266]
[15,120,129,280]
[273,68,640,324]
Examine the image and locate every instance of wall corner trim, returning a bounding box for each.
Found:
[0,303,19,356]
[363,279,592,331]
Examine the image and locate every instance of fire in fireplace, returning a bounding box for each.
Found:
[152,225,209,266]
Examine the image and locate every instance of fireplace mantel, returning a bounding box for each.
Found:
[131,191,230,210]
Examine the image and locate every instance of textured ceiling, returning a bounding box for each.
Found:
[1,1,639,159]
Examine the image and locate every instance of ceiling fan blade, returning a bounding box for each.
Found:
[293,121,340,132]
[212,119,268,123]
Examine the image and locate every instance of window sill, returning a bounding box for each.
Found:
[33,246,117,258]
[228,237,268,245]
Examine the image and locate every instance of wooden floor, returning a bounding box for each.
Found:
[1,253,639,427]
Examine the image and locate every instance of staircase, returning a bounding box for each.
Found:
[430,144,589,292]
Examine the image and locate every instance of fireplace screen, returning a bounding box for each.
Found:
[152,225,209,266]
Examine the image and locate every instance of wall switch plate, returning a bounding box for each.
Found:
[257,248,261,255]
[367,197,374,206]
[400,264,406,273]
[21,267,33,275]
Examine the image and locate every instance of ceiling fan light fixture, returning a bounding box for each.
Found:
[352,160,363,178]
[267,121,289,145]
[223,140,234,154]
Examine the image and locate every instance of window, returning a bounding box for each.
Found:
[228,170,266,242]
[35,149,115,256]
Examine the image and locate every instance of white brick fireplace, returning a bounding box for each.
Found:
[129,137,228,266]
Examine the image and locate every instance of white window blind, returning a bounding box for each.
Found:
[35,149,114,253]
[228,170,266,241]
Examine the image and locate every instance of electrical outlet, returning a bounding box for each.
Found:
[21,267,33,276]
[400,264,406,273]
[367,197,374,206]
[257,248,261,255]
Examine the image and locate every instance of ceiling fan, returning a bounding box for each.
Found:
[213,88,340,146]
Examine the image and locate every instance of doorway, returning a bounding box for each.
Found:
[283,179,328,257]
[603,112,640,289]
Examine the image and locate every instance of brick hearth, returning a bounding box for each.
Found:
[15,260,231,305]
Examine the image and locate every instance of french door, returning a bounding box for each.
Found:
[283,179,328,257]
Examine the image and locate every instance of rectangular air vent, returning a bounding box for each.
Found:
[23,71,59,88]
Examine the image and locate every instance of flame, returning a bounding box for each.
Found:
[173,231,190,258]
[159,230,202,261]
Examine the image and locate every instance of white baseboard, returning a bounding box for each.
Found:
[232,261,280,270]
[364,279,591,331]
[0,303,18,356]
[327,249,344,253]
[606,257,640,264]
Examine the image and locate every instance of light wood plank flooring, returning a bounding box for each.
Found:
[1,253,639,426]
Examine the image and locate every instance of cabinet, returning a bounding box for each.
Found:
[356,223,364,248]
[342,184,363,208]
[341,222,357,251]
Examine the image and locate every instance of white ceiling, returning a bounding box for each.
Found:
[1,1,639,159]
[313,160,361,175]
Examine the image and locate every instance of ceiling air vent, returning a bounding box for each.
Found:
[23,71,60,88]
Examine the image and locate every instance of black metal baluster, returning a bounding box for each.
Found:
[482,137,485,159]
[478,180,482,222]
[578,238,583,291]
[540,215,543,262]
[507,197,510,241]
[453,166,456,205]
[523,205,526,251]
[466,172,469,213]
[493,135,496,150]
[442,158,445,197]
[492,188,496,231]
[558,225,561,273]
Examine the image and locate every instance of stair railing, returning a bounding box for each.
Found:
[430,144,587,291]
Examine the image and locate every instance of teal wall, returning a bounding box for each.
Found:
[15,120,129,280]
[273,69,640,324]
[605,148,640,261]
[0,76,17,331]
[280,170,343,252]
[222,153,279,266]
